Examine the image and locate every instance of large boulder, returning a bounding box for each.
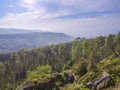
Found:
[66,70,75,83]
[86,71,115,90]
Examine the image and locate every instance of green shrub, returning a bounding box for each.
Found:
[26,65,52,83]
[66,84,89,90]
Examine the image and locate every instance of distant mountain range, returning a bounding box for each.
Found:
[0,28,43,34]
[0,28,74,53]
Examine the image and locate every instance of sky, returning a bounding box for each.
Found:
[0,0,120,37]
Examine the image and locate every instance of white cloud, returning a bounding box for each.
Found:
[0,0,120,37]
[0,13,120,37]
[37,17,120,37]
[9,5,14,8]
[16,0,120,19]
[22,0,37,4]
[20,0,39,11]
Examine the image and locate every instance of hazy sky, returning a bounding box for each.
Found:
[0,0,120,37]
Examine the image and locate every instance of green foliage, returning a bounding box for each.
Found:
[26,65,52,84]
[66,84,89,90]
[78,71,102,84]
[0,33,120,89]
[73,60,87,77]
[55,80,62,87]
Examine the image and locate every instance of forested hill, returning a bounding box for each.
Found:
[0,28,73,53]
[0,33,120,90]
[0,28,43,34]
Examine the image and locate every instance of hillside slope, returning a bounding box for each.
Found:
[0,33,119,90]
[0,28,73,53]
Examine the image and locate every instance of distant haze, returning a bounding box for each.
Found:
[0,28,73,53]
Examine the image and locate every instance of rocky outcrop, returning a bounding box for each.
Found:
[86,71,114,90]
[17,71,75,90]
[64,70,75,83]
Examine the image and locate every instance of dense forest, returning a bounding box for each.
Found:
[0,33,120,90]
